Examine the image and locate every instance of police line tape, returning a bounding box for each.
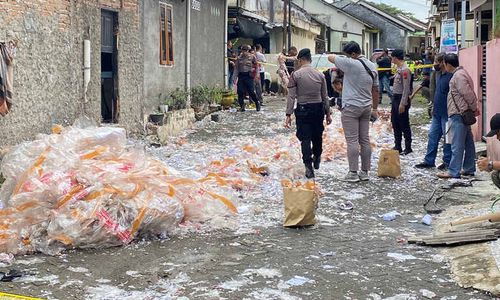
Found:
[227,58,434,72]
[0,291,42,300]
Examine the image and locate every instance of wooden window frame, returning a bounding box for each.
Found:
[160,3,174,66]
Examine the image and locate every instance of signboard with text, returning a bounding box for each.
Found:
[440,19,458,53]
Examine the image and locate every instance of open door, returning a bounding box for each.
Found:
[101,10,119,123]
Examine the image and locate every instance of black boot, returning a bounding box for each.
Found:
[392,146,402,153]
[305,163,315,179]
[313,156,320,170]
[255,100,261,112]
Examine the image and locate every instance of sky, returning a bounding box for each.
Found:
[325,0,431,22]
[368,0,430,21]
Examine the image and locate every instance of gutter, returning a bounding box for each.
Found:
[186,0,191,105]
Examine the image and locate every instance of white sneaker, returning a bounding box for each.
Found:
[359,170,369,181]
[343,171,360,183]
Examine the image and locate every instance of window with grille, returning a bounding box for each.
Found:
[160,3,174,65]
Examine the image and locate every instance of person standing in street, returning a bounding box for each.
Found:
[285,48,332,179]
[234,45,261,112]
[277,53,290,96]
[376,49,392,104]
[414,53,453,170]
[328,41,379,182]
[390,49,413,155]
[437,53,479,179]
[250,47,264,107]
[255,44,266,102]
[285,46,298,75]
[227,40,236,89]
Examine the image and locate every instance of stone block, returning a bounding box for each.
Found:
[157,108,195,144]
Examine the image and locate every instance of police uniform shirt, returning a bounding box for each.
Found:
[286,65,329,116]
[234,54,257,76]
[393,65,412,106]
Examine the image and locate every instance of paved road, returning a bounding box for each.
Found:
[0,97,492,300]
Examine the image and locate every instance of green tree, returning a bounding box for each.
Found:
[368,1,415,19]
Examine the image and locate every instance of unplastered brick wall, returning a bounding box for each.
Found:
[0,0,143,147]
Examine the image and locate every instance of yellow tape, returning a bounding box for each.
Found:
[0,292,42,300]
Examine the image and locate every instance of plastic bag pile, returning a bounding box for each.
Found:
[0,126,237,256]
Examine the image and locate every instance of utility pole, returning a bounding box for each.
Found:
[288,0,292,50]
[461,0,466,48]
[283,0,288,52]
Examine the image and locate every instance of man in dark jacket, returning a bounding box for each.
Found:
[415,53,452,170]
[376,49,392,104]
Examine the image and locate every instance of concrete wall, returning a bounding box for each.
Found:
[143,0,225,113]
[458,45,483,142]
[0,0,142,147]
[486,38,500,160]
[143,0,187,112]
[330,31,363,53]
[268,27,316,54]
[190,0,225,87]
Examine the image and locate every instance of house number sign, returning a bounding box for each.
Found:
[192,0,201,11]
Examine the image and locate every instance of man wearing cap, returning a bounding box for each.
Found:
[327,41,379,183]
[478,113,500,189]
[234,44,261,112]
[285,48,332,179]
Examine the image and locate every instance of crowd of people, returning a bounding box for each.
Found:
[227,40,495,183]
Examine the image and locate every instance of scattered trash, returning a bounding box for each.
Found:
[0,127,237,255]
[338,201,354,210]
[242,268,282,279]
[67,267,89,273]
[420,289,436,299]
[318,251,335,257]
[387,252,417,262]
[0,269,23,282]
[381,211,402,221]
[0,252,14,266]
[421,214,432,226]
[285,275,315,286]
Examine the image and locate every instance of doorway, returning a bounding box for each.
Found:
[101,10,119,123]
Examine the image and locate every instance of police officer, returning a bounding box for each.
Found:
[391,49,413,155]
[234,45,261,112]
[285,48,332,178]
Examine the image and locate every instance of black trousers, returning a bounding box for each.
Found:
[391,94,412,151]
[260,72,266,93]
[295,103,325,164]
[237,73,259,109]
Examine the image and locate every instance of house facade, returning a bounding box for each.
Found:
[143,0,226,113]
[292,0,379,55]
[228,0,322,53]
[0,0,227,147]
[429,0,500,160]
[332,0,418,53]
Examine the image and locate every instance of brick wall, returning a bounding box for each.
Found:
[0,0,143,147]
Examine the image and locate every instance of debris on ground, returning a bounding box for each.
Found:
[0,126,237,255]
[381,211,402,221]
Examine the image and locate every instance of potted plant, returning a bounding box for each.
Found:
[169,88,188,111]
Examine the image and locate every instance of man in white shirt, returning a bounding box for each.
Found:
[255,44,267,100]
